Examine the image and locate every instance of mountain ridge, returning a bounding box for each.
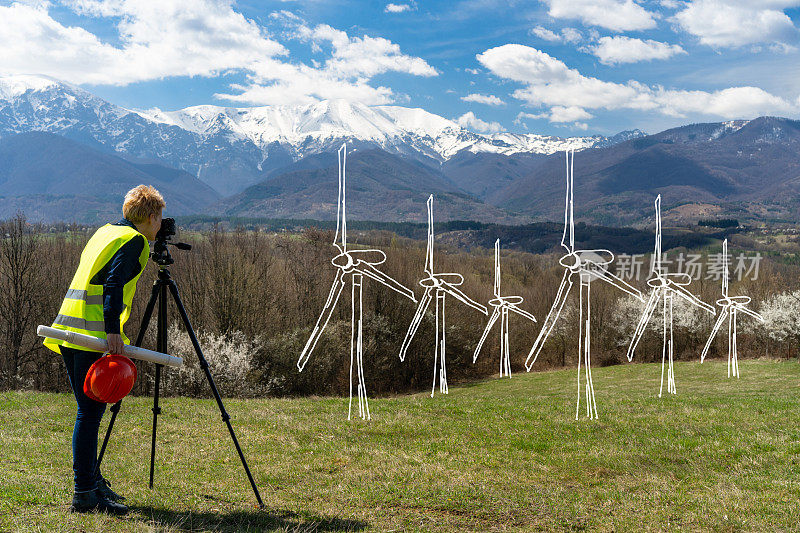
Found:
[2,75,799,226]
[0,74,645,195]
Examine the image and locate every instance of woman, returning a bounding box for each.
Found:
[44,185,164,514]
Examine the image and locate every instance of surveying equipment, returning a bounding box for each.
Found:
[37,326,183,367]
[95,218,264,507]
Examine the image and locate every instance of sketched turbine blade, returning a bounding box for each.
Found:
[525,268,573,370]
[473,308,501,363]
[585,264,644,302]
[334,144,347,251]
[721,238,729,298]
[627,287,662,362]
[670,282,716,315]
[443,284,488,315]
[493,239,501,297]
[355,261,416,302]
[425,195,435,275]
[701,307,729,363]
[737,305,764,323]
[508,305,537,323]
[298,269,346,371]
[561,150,575,253]
[399,287,434,362]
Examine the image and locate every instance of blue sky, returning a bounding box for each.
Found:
[1,0,800,136]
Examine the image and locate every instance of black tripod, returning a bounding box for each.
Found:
[95,232,264,508]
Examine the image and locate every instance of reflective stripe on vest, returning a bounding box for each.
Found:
[53,314,105,332]
[65,289,104,306]
[44,223,150,354]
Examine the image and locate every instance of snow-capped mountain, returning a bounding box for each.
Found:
[0,74,644,195]
[138,100,631,161]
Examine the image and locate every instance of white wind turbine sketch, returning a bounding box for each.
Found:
[700,238,764,378]
[626,195,716,397]
[297,144,417,420]
[525,150,644,420]
[473,239,537,377]
[399,194,488,397]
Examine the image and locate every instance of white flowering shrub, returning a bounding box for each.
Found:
[608,290,717,361]
[610,295,657,346]
[758,290,800,343]
[163,324,260,397]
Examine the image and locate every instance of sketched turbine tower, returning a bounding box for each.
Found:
[627,195,715,397]
[525,150,644,420]
[297,144,417,420]
[700,238,764,378]
[399,194,488,397]
[473,239,537,377]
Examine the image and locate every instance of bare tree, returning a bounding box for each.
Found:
[0,214,46,388]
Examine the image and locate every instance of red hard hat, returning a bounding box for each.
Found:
[83,354,137,404]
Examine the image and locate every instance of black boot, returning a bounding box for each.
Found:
[71,489,128,515]
[96,477,126,502]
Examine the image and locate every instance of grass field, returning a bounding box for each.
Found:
[1,359,799,532]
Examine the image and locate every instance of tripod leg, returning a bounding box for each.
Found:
[149,364,162,488]
[166,280,265,508]
[149,278,168,488]
[95,278,161,480]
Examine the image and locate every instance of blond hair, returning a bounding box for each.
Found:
[123,185,165,224]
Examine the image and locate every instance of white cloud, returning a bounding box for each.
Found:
[0,1,437,106]
[477,44,798,122]
[543,0,657,32]
[656,86,797,118]
[0,0,286,85]
[465,67,480,74]
[513,107,591,127]
[296,24,437,79]
[769,42,798,53]
[456,111,503,133]
[591,36,687,64]
[531,25,561,42]
[672,1,800,48]
[530,25,583,43]
[514,111,546,124]
[561,27,583,44]
[461,93,505,106]
[548,105,593,122]
[385,3,413,13]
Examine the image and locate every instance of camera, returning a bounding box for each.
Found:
[151,217,191,266]
[156,217,176,241]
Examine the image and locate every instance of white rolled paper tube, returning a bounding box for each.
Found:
[37,325,183,368]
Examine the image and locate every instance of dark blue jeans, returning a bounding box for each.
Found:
[61,346,106,492]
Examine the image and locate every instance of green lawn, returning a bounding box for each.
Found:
[1,359,799,532]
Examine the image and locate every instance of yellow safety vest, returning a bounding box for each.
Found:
[44,223,150,354]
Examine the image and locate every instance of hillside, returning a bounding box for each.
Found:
[0,132,221,222]
[210,149,529,223]
[491,117,800,225]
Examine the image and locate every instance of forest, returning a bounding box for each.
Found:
[1,214,798,399]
